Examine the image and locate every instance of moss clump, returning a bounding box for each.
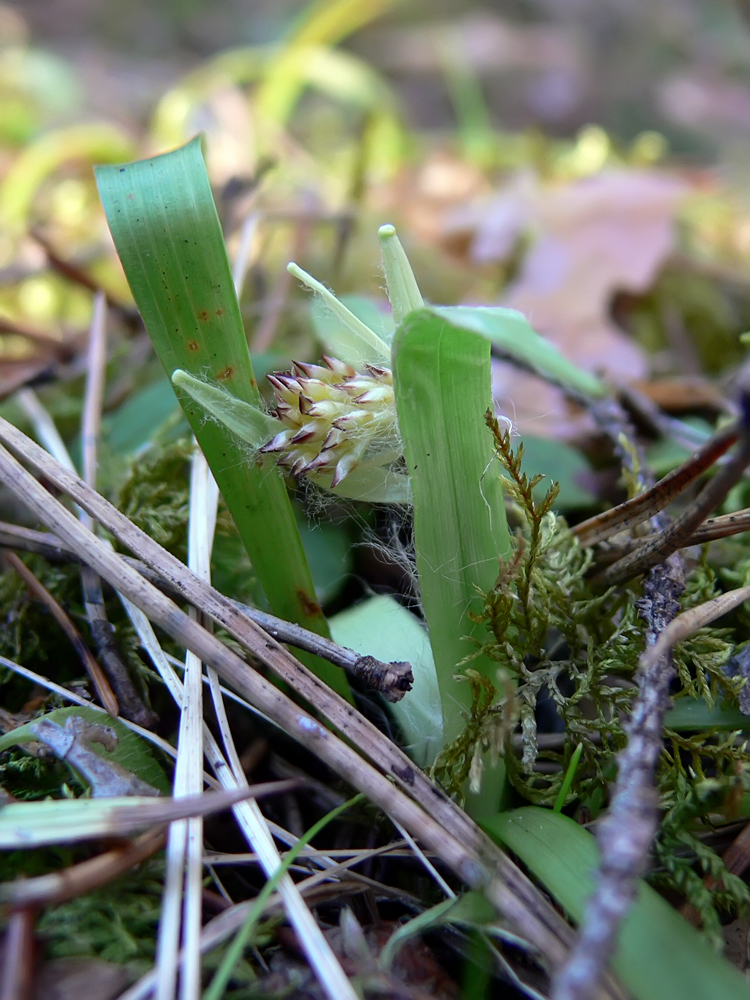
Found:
[436,418,750,940]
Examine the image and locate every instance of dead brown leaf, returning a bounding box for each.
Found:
[448,169,691,438]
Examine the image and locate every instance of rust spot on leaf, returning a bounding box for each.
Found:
[215,308,225,317]
[198,310,210,322]
[216,366,235,381]
[187,340,200,352]
[296,588,323,618]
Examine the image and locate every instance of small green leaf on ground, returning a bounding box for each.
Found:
[483,806,749,1000]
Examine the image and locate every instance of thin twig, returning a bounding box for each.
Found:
[617,380,728,448]
[553,394,689,1000]
[1,828,166,911]
[154,447,209,1000]
[31,228,132,317]
[0,314,75,354]
[251,209,312,352]
[0,654,195,778]
[553,552,686,1000]
[0,908,34,1000]
[587,506,750,568]
[597,415,750,586]
[122,595,359,1000]
[641,584,750,673]
[189,444,357,1000]
[685,507,750,544]
[80,294,157,727]
[2,549,119,717]
[0,520,413,699]
[573,419,738,548]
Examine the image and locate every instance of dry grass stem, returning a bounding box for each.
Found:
[0,520,412,697]
[597,417,750,585]
[1,829,166,910]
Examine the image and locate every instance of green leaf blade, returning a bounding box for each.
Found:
[330,594,442,767]
[483,806,749,1000]
[431,305,607,399]
[95,137,351,701]
[0,705,170,795]
[393,310,511,746]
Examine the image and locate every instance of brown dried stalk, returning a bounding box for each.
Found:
[573,420,739,549]
[553,552,686,1000]
[79,294,156,727]
[596,417,750,585]
[1,829,166,911]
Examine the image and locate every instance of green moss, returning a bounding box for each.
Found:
[435,423,750,938]
[116,438,193,559]
[37,859,164,974]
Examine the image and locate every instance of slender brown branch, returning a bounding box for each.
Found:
[2,549,119,717]
[31,229,131,317]
[687,507,750,544]
[597,420,750,586]
[0,522,76,560]
[0,828,166,911]
[554,393,689,1000]
[573,420,739,548]
[591,507,750,569]
[0,520,413,700]
[553,553,686,1000]
[251,212,311,352]
[0,907,34,1000]
[585,393,656,494]
[0,315,75,355]
[78,295,157,728]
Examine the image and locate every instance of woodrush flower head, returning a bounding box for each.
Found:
[260,356,397,487]
[173,225,424,503]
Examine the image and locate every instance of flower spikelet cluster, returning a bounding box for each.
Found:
[261,356,397,487]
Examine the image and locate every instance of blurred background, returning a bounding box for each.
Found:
[3,0,750,461]
[9,0,750,152]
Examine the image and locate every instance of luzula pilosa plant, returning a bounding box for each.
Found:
[174,225,420,503]
[174,222,605,792]
[174,223,605,505]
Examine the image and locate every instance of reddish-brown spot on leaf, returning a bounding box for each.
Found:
[215,307,225,317]
[187,340,200,352]
[296,587,323,618]
[216,366,235,381]
[198,310,209,322]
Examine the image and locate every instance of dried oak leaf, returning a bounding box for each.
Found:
[449,169,690,438]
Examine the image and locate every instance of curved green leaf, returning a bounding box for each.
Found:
[665,698,749,732]
[330,594,442,766]
[430,305,607,398]
[0,705,170,795]
[172,369,282,448]
[483,806,749,1000]
[393,310,511,748]
[96,137,351,701]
